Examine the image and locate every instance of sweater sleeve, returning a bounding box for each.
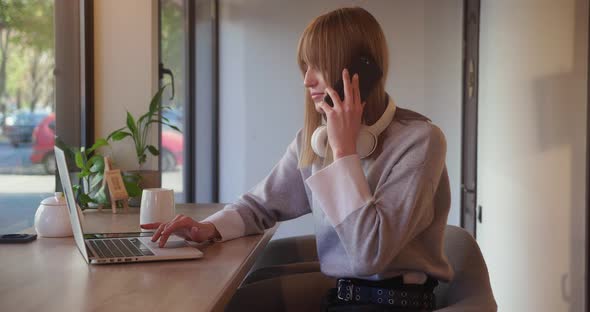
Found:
[305,124,446,276]
[203,133,311,242]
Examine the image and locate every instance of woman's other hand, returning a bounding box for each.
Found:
[140,214,221,247]
[319,68,364,160]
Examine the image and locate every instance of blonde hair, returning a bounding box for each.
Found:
[297,7,389,168]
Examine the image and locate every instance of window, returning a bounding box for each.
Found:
[159,0,218,203]
[0,0,88,234]
[160,0,188,202]
[0,0,56,233]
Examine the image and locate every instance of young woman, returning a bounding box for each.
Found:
[142,7,453,311]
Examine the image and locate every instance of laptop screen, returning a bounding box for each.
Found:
[54,146,89,262]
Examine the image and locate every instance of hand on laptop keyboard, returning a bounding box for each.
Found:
[145,236,188,249]
[141,214,221,247]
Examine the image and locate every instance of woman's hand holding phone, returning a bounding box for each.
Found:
[141,215,221,247]
[319,68,364,160]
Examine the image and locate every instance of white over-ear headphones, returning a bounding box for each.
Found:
[311,98,397,159]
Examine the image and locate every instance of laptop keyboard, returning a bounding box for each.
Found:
[89,238,154,259]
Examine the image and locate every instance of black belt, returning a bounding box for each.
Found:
[334,277,437,310]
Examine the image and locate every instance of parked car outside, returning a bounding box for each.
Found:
[31,114,183,174]
[30,113,56,173]
[4,111,49,147]
[160,130,183,172]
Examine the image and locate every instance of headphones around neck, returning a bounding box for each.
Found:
[311,98,397,159]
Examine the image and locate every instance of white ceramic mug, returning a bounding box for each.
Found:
[140,188,176,230]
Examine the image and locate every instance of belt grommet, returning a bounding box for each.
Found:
[402,299,408,306]
[356,295,360,300]
[378,298,383,303]
[401,291,407,297]
[388,290,394,296]
[377,290,383,295]
[388,299,394,304]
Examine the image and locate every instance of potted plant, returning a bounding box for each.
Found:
[106,84,181,205]
[54,137,142,209]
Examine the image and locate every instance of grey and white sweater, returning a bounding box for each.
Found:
[203,116,454,283]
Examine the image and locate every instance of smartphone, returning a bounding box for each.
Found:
[0,233,37,244]
[324,55,383,107]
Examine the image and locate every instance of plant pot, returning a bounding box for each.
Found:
[125,170,161,207]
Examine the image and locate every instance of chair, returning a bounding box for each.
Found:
[242,234,320,285]
[434,225,497,311]
[234,226,497,311]
[227,236,330,312]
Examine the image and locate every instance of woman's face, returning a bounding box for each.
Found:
[303,66,328,113]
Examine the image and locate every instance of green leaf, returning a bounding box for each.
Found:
[110,131,132,141]
[78,193,95,207]
[74,151,84,169]
[164,124,181,132]
[80,168,91,177]
[89,174,103,189]
[123,172,141,184]
[126,112,138,137]
[93,185,109,205]
[140,86,165,128]
[88,155,102,165]
[106,127,126,140]
[124,181,142,197]
[88,138,109,153]
[149,85,167,115]
[89,157,105,173]
[147,145,159,156]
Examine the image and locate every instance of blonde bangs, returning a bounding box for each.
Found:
[297,13,356,88]
[297,7,390,168]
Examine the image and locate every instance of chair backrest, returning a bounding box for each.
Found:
[434,225,498,311]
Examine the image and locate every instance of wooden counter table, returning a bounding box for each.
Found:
[0,203,277,312]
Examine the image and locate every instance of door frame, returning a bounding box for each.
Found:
[586,1,590,309]
[460,0,480,237]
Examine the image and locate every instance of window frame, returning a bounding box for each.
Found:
[54,0,93,157]
[157,0,219,203]
[54,0,93,189]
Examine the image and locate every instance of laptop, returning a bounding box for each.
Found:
[54,146,203,264]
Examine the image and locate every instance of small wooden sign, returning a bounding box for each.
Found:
[105,169,129,213]
[99,156,129,214]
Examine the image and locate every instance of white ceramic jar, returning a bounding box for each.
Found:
[34,192,73,237]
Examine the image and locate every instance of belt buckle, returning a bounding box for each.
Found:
[337,279,353,302]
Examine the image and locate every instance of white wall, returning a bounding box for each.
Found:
[477,0,588,310]
[93,0,159,170]
[218,0,463,238]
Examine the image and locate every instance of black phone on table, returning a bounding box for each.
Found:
[324,55,383,107]
[0,234,37,243]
